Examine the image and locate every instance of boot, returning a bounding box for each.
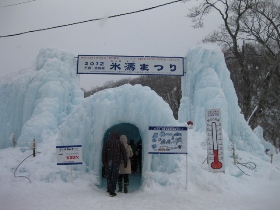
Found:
[124,183,128,194]
[118,181,122,192]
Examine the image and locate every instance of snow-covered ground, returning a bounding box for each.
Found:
[0,130,279,210]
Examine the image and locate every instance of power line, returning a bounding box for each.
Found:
[0,0,183,38]
[0,0,37,8]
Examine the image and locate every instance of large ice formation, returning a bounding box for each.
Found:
[0,45,271,186]
[0,48,83,148]
[179,44,266,156]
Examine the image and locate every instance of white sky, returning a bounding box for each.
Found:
[0,0,221,90]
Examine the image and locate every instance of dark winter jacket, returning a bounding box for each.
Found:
[102,132,127,166]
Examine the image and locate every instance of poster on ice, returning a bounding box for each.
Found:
[148,126,188,154]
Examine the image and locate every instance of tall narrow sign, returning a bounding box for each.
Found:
[205,109,225,172]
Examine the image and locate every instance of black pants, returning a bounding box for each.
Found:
[118,174,129,184]
[106,162,119,193]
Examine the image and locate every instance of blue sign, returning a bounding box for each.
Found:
[77,55,184,76]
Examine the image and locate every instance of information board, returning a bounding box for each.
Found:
[205,109,225,172]
[148,126,188,154]
[77,55,184,76]
[56,145,83,165]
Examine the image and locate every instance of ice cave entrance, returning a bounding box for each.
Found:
[101,123,142,192]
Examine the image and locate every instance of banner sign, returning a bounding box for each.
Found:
[56,145,83,165]
[77,55,184,76]
[205,109,225,172]
[148,126,188,154]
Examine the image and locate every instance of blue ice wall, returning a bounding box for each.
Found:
[178,44,265,156]
[57,84,180,183]
[0,48,83,148]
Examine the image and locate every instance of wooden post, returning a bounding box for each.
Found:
[233,144,236,165]
[70,165,73,182]
[10,133,16,148]
[271,154,273,164]
[186,154,188,189]
[32,138,36,157]
[148,154,151,187]
[13,136,16,148]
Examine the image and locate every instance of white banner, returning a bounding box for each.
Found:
[205,109,225,172]
[148,126,188,154]
[56,145,83,165]
[77,55,184,76]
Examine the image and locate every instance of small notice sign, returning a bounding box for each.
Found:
[148,126,188,154]
[56,145,83,165]
[205,109,225,172]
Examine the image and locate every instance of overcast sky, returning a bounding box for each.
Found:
[0,0,221,90]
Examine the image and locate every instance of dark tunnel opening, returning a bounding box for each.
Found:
[101,123,142,192]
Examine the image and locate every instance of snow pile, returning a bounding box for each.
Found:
[0,129,279,210]
[0,48,83,148]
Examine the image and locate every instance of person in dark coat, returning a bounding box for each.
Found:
[102,131,127,197]
[118,135,133,193]
[129,139,137,173]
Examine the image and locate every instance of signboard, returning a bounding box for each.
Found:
[205,109,225,172]
[77,55,184,76]
[148,126,188,154]
[56,145,83,165]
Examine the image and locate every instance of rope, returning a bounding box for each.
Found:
[14,152,41,183]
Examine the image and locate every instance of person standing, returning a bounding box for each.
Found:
[118,135,133,193]
[129,139,137,173]
[102,132,127,197]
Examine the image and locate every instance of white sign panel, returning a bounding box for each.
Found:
[205,109,225,172]
[56,145,83,165]
[148,126,188,154]
[77,55,184,76]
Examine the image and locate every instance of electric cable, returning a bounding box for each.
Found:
[236,160,256,171]
[233,158,256,176]
[14,152,41,183]
[202,157,207,164]
[234,163,251,176]
[201,156,256,176]
[0,0,184,38]
[0,0,37,8]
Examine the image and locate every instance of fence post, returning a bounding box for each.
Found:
[32,138,36,157]
[233,144,236,165]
